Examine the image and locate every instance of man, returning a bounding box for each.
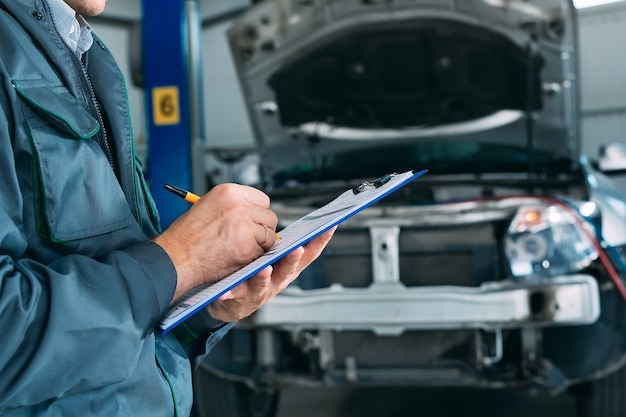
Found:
[0,0,334,415]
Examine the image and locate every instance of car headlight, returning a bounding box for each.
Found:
[504,203,598,279]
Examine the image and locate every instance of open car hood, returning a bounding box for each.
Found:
[227,0,579,184]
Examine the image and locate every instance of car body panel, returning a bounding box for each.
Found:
[227,0,578,181]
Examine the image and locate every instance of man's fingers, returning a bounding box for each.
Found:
[256,264,273,280]
[257,224,269,246]
[297,227,337,269]
[241,185,271,207]
[217,265,272,302]
[281,246,305,272]
[256,224,277,249]
[207,228,336,323]
[218,290,233,301]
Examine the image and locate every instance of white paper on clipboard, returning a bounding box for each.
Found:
[158,169,427,333]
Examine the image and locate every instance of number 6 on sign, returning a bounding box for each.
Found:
[152,86,181,126]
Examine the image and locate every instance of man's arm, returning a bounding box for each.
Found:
[153,182,279,303]
[0,98,177,411]
[153,179,335,323]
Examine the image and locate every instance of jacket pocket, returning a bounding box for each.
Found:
[134,154,161,233]
[14,79,133,242]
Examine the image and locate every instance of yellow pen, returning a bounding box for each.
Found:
[164,183,201,204]
[163,183,281,239]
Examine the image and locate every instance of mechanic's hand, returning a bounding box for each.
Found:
[153,183,279,303]
[206,227,336,323]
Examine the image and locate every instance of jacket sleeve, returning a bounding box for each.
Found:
[171,310,236,367]
[0,100,177,411]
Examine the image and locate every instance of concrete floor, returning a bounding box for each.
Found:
[277,386,575,417]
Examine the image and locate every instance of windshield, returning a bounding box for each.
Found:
[273,141,572,186]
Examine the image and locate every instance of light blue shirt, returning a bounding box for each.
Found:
[45,0,93,57]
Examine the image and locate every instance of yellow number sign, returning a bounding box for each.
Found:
[152,86,181,126]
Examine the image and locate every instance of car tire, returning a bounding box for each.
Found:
[192,367,280,417]
[570,365,626,417]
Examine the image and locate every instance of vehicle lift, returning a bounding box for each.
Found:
[141,0,206,227]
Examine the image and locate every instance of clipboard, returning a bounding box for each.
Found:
[159,169,427,333]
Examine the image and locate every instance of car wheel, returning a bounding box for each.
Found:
[570,365,626,417]
[192,367,280,417]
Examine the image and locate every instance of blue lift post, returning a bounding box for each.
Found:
[142,0,204,228]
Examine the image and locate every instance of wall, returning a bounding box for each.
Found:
[202,20,255,148]
[578,1,626,157]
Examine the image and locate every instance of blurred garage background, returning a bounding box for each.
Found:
[91,0,626,161]
[91,1,626,416]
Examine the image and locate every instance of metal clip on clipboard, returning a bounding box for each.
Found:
[353,173,395,194]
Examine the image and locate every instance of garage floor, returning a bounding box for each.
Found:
[277,386,575,416]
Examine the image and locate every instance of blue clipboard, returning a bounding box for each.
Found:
[159,169,427,333]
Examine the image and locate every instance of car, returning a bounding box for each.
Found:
[192,1,626,417]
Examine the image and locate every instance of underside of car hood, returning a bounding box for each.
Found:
[227,0,579,183]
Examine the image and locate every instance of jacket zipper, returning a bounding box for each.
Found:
[80,53,116,173]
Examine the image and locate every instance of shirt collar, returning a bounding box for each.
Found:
[45,0,93,58]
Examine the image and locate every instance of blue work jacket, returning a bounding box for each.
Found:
[0,1,230,415]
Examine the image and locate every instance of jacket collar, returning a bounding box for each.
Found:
[0,0,90,106]
[44,0,93,58]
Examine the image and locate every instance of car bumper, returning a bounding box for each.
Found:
[244,274,600,335]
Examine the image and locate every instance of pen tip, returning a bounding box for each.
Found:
[164,183,187,199]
